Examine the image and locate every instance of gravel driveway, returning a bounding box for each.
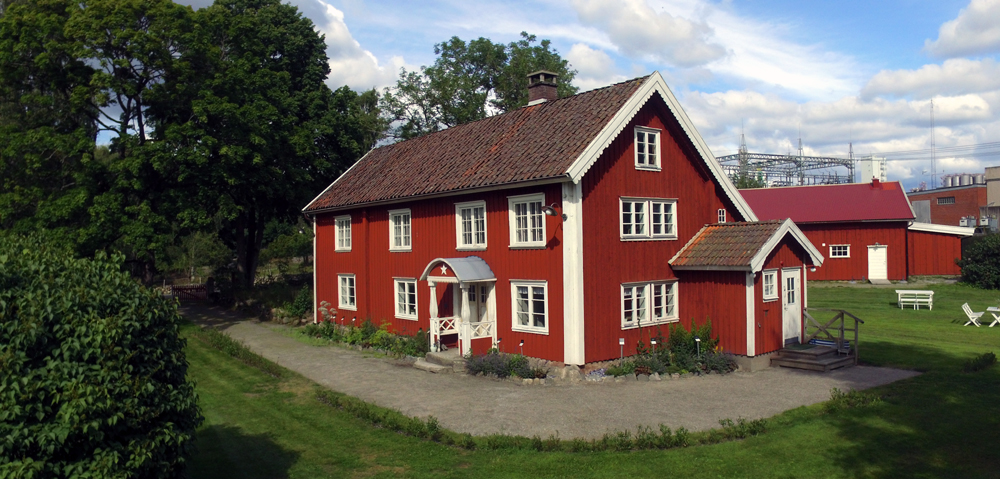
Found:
[181,303,919,439]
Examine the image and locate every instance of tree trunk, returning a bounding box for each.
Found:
[234,207,266,289]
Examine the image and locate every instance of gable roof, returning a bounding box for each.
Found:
[740,181,915,224]
[304,72,757,221]
[419,257,496,282]
[669,219,823,273]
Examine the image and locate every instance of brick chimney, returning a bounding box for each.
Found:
[527,70,558,105]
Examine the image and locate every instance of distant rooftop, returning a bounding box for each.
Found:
[740,181,914,223]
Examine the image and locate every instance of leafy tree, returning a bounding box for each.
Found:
[731,172,766,189]
[958,234,1000,289]
[0,235,202,477]
[382,32,578,140]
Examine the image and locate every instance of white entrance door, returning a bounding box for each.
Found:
[867,245,888,281]
[467,284,489,322]
[782,268,802,345]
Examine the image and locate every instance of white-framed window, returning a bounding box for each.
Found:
[511,280,548,334]
[620,197,677,240]
[455,201,487,250]
[718,208,726,223]
[389,209,411,252]
[634,127,661,170]
[622,281,678,329]
[338,274,356,310]
[829,245,850,258]
[335,215,351,252]
[508,193,546,248]
[762,270,778,301]
[394,278,417,320]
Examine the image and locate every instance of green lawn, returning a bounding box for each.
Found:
[185,282,1000,478]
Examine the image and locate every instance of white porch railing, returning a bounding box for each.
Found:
[460,320,496,355]
[430,316,459,352]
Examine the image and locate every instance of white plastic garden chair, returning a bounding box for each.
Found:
[962,303,984,327]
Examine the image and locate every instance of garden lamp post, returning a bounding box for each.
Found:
[651,339,657,352]
[519,339,524,355]
[619,337,625,363]
[694,335,701,358]
[497,337,502,353]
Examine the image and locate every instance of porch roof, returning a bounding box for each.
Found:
[419,256,496,282]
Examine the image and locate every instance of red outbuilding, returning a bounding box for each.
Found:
[741,181,974,282]
[304,72,822,370]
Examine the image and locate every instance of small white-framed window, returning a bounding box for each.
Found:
[335,215,351,252]
[394,278,417,320]
[621,197,677,240]
[455,201,487,250]
[829,245,850,258]
[762,270,778,301]
[718,208,726,223]
[338,274,356,310]
[389,209,411,252]
[622,281,678,329]
[511,280,548,334]
[634,127,661,170]
[508,193,546,248]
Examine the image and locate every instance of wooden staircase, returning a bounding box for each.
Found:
[771,344,855,371]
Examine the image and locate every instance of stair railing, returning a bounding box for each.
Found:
[803,309,865,365]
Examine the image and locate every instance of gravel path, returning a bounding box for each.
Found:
[181,303,919,439]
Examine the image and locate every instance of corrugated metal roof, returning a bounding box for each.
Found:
[740,182,915,223]
[670,221,783,269]
[419,257,496,282]
[304,77,648,212]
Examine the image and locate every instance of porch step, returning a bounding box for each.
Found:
[771,345,856,372]
[869,278,891,285]
[425,350,462,367]
[414,358,452,374]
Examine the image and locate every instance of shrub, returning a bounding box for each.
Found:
[464,351,539,378]
[0,236,202,478]
[286,286,313,318]
[957,234,1000,289]
[963,352,997,373]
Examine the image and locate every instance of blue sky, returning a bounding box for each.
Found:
[179,0,1000,190]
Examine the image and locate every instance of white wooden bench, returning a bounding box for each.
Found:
[896,290,934,310]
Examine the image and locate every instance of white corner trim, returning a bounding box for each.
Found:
[312,216,318,324]
[562,182,586,365]
[746,272,755,357]
[749,219,824,272]
[564,72,758,222]
[907,221,976,237]
[303,148,374,213]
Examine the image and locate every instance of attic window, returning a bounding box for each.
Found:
[635,127,661,170]
[718,209,726,223]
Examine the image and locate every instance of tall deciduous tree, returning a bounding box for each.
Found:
[382,32,578,140]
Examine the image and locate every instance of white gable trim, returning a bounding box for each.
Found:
[749,219,824,273]
[565,72,757,222]
[908,222,975,237]
[303,148,375,213]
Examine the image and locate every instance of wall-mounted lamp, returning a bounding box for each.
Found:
[541,203,567,221]
[810,267,817,272]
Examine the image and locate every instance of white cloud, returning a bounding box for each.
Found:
[565,43,628,91]
[924,0,1000,58]
[571,0,727,67]
[314,1,407,90]
[863,59,1000,99]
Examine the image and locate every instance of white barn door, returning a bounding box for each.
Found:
[782,268,802,345]
[867,245,888,281]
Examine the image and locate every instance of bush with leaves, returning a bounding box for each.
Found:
[957,233,1000,289]
[0,236,202,478]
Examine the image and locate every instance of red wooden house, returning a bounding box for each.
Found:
[304,72,822,370]
[741,181,973,282]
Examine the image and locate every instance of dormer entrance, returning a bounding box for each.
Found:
[419,257,498,355]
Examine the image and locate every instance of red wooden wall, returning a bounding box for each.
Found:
[314,183,566,361]
[755,238,812,355]
[907,230,963,276]
[676,271,747,355]
[579,99,744,362]
[798,222,908,281]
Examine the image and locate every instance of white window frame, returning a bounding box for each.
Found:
[508,193,547,248]
[622,281,678,329]
[718,208,726,223]
[620,197,677,241]
[510,280,548,335]
[829,244,850,258]
[388,209,411,252]
[634,126,661,170]
[762,270,778,301]
[335,215,351,252]
[393,278,417,320]
[338,274,356,311]
[455,200,487,251]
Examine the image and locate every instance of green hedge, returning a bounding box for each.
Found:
[0,236,202,478]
